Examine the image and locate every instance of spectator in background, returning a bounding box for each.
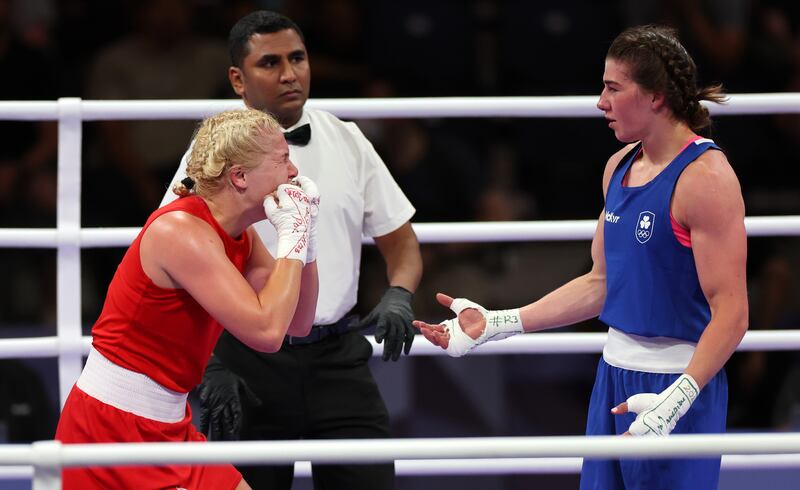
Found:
[758,2,800,164]
[497,1,619,221]
[79,0,231,322]
[7,0,54,51]
[723,6,800,431]
[362,1,480,96]
[0,0,59,439]
[0,0,59,324]
[498,0,619,96]
[619,0,752,87]
[0,0,57,220]
[0,360,55,443]
[376,117,484,223]
[299,0,371,97]
[728,239,800,429]
[84,0,230,224]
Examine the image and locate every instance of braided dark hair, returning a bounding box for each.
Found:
[607,25,727,131]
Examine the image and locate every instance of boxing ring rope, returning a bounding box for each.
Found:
[4,214,800,249]
[3,453,800,480]
[3,93,800,120]
[2,96,800,488]
[4,434,800,487]
[3,434,800,489]
[4,330,800,361]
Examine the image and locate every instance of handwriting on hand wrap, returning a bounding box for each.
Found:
[284,188,310,204]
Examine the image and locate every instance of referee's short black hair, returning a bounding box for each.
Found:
[228,11,306,68]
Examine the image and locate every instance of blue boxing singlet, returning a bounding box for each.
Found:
[599,138,721,342]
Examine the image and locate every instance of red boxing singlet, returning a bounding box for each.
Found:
[91,196,251,393]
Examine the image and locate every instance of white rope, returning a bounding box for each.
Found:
[0,101,59,120]
[0,337,63,359]
[2,453,798,480]
[397,330,800,355]
[2,215,800,249]
[0,446,33,466]
[2,94,800,121]
[0,466,31,478]
[307,93,800,118]
[382,454,800,474]
[1,434,800,469]
[1,331,798,360]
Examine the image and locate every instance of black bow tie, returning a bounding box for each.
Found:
[283,124,311,146]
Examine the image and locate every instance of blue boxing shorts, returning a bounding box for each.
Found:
[580,358,727,490]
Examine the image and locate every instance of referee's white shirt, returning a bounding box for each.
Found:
[161,107,416,325]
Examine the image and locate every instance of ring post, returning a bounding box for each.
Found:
[56,97,84,408]
[31,441,62,490]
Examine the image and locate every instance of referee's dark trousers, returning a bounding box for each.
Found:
[213,318,394,490]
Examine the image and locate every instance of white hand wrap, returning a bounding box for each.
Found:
[293,176,320,263]
[442,298,524,357]
[264,183,311,265]
[626,373,700,436]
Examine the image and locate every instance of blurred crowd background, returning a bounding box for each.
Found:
[2,0,800,488]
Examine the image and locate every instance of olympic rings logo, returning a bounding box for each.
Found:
[635,211,656,244]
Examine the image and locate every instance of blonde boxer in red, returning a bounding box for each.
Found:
[55,109,320,490]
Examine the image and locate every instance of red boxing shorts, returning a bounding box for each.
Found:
[55,348,242,490]
[56,386,242,489]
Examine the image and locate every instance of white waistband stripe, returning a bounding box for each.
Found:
[76,347,188,423]
[602,328,696,374]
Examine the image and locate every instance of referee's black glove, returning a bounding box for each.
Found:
[357,286,415,362]
[198,356,262,441]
